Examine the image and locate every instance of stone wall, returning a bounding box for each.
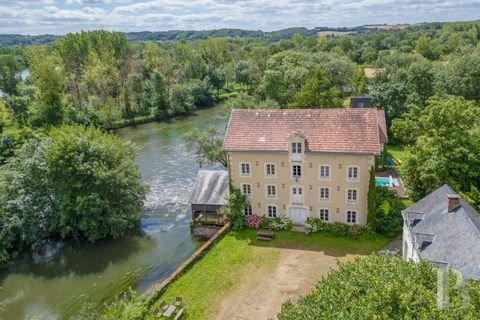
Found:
[146,222,231,306]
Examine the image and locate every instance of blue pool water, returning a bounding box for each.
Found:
[375,177,391,187]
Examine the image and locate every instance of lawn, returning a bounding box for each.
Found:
[386,144,409,167]
[150,229,393,319]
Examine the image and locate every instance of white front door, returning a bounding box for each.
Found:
[289,207,307,225]
[292,186,304,205]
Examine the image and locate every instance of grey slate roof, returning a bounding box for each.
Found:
[189,170,229,206]
[403,184,480,279]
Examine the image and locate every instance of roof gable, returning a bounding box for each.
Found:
[223,108,386,155]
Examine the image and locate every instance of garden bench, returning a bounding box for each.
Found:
[173,308,185,320]
[256,229,274,241]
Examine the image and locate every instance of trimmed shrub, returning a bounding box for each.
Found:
[305,217,373,238]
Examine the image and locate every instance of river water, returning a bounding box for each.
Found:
[0,105,227,320]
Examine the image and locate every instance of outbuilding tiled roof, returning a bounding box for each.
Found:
[223,108,386,155]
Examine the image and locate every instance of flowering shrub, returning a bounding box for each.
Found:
[266,217,293,231]
[305,217,372,238]
[245,215,292,231]
[245,214,262,229]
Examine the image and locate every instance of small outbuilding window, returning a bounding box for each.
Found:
[244,205,252,216]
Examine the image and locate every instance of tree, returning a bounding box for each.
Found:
[144,70,168,119]
[351,67,368,95]
[222,188,247,231]
[0,54,22,95]
[367,166,376,228]
[224,93,279,110]
[0,126,148,262]
[415,35,434,59]
[0,100,7,133]
[278,255,480,320]
[436,49,480,102]
[406,60,434,107]
[233,60,250,88]
[170,83,195,115]
[290,68,343,108]
[28,51,66,127]
[185,127,227,168]
[374,187,405,236]
[258,51,310,106]
[392,97,480,199]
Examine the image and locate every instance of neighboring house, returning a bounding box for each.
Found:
[222,108,387,226]
[402,184,480,279]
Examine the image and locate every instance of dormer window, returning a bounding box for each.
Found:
[292,142,302,153]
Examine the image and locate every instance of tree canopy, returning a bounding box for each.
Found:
[278,255,480,320]
[0,125,147,263]
[392,96,480,201]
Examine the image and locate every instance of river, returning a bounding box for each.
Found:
[0,104,227,320]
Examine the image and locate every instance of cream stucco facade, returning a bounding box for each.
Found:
[227,147,375,225]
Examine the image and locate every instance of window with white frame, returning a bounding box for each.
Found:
[319,208,330,222]
[319,165,331,180]
[347,166,359,181]
[244,204,252,216]
[267,205,277,218]
[292,142,302,153]
[347,189,358,203]
[240,163,250,176]
[266,185,277,199]
[319,187,330,201]
[292,165,302,178]
[265,163,276,177]
[347,210,357,224]
[241,183,252,197]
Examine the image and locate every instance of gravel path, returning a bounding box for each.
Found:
[214,247,358,320]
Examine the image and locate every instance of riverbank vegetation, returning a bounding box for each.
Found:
[278,255,480,319]
[0,126,147,263]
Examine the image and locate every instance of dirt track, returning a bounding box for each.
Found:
[214,248,358,320]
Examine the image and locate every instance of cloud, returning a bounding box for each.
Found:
[0,0,479,35]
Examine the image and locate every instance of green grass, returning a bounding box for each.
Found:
[401,199,415,207]
[150,230,393,319]
[386,144,409,167]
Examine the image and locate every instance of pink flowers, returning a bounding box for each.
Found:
[245,215,262,229]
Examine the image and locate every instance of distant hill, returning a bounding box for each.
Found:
[0,26,373,47]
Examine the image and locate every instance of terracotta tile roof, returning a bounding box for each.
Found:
[223,108,386,155]
[377,109,388,144]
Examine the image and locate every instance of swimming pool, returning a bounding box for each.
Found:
[375,177,391,187]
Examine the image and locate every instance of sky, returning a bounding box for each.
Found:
[0,0,479,35]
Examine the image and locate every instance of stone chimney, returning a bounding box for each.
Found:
[447,194,461,212]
